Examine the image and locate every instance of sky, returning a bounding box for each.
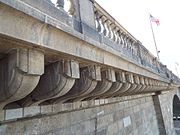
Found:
[51,0,180,76]
[95,0,180,76]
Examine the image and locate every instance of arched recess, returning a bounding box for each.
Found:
[173,94,180,134]
[173,95,180,119]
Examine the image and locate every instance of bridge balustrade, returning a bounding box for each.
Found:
[93,2,180,84]
[94,3,157,73]
[48,0,75,16]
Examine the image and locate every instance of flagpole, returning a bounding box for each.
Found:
[149,15,160,60]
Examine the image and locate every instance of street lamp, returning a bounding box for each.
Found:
[175,62,179,77]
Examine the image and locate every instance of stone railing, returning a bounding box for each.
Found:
[94,2,139,60]
[93,2,180,84]
[49,0,75,16]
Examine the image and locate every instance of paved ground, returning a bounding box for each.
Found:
[174,120,180,135]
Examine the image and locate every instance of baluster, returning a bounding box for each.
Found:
[46,0,53,3]
[128,39,132,51]
[127,38,130,50]
[149,56,152,65]
[131,43,135,55]
[122,34,125,48]
[142,51,145,64]
[101,16,108,36]
[99,17,104,34]
[110,23,116,41]
[146,55,149,66]
[119,31,124,45]
[122,33,126,48]
[57,0,64,8]
[116,30,121,44]
[131,41,134,53]
[95,11,102,33]
[134,44,138,56]
[126,37,130,50]
[47,0,56,5]
[94,11,98,30]
[106,20,112,39]
[68,0,75,15]
[125,37,129,50]
[133,42,137,55]
[150,58,153,67]
[114,27,120,43]
[147,56,150,67]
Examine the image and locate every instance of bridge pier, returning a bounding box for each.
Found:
[153,93,167,135]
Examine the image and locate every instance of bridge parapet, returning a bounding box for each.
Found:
[93,2,178,83]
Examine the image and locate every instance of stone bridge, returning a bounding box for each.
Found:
[0,0,180,135]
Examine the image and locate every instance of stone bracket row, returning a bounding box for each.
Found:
[0,48,175,109]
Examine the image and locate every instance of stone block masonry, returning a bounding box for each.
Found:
[0,93,162,135]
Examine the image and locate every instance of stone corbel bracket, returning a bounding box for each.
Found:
[110,71,131,97]
[0,49,44,109]
[122,73,138,95]
[98,71,123,99]
[138,76,147,93]
[124,75,143,95]
[144,78,151,92]
[84,68,116,100]
[17,60,79,107]
[132,75,143,93]
[44,65,101,104]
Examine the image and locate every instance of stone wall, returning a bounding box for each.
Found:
[0,94,160,135]
[0,90,179,135]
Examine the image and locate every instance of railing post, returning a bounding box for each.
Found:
[136,41,143,65]
[57,0,64,8]
[78,0,96,29]
[75,0,98,40]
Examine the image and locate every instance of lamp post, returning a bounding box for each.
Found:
[175,62,179,77]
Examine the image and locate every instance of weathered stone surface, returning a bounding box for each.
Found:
[46,65,101,104]
[79,0,96,28]
[99,72,123,98]
[0,93,168,135]
[84,68,115,100]
[0,110,4,121]
[110,71,131,97]
[0,0,179,135]
[122,73,137,95]
[5,108,23,120]
[23,106,40,117]
[17,60,79,106]
[0,49,44,109]
[40,105,53,114]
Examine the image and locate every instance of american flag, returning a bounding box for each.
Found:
[150,14,160,25]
